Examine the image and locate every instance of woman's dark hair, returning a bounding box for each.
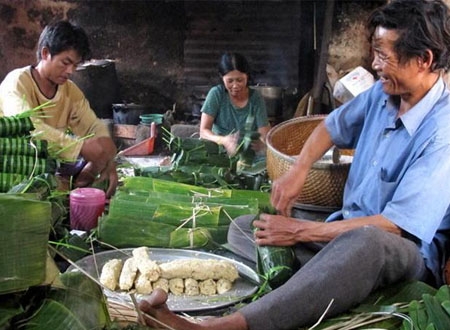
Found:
[368,0,450,71]
[218,52,252,81]
[36,20,91,62]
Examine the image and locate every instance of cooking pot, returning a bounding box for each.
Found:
[112,103,152,125]
[251,84,283,118]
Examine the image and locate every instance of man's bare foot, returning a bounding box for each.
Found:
[138,289,201,330]
[138,289,248,330]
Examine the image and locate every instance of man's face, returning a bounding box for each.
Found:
[371,26,421,96]
[41,48,82,85]
[222,70,248,97]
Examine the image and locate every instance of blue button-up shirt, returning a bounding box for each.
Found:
[325,78,450,285]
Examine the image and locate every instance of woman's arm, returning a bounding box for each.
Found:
[200,112,238,155]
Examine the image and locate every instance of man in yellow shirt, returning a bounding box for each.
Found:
[0,20,117,197]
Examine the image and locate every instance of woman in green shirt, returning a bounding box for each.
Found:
[200,53,270,156]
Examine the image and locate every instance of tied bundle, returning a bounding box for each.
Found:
[134,127,269,191]
[97,176,274,249]
[0,102,58,192]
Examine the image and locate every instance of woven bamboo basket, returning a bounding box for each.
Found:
[266,115,352,209]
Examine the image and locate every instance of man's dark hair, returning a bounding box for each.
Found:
[368,0,450,71]
[36,20,91,62]
[218,52,252,83]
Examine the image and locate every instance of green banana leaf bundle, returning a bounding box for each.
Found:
[98,213,228,248]
[0,155,57,176]
[256,242,296,290]
[113,190,260,219]
[0,116,34,137]
[109,199,230,227]
[101,176,272,248]
[0,194,51,294]
[121,176,273,209]
[152,204,230,227]
[0,172,28,193]
[167,135,222,155]
[0,137,48,157]
[122,176,230,196]
[136,164,238,188]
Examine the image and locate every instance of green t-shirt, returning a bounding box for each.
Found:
[201,85,269,136]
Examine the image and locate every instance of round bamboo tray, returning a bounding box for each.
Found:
[266,115,352,209]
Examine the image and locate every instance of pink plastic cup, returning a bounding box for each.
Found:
[70,187,106,231]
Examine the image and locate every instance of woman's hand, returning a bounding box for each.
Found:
[221,132,239,156]
[251,138,266,156]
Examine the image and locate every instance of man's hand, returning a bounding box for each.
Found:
[74,161,98,188]
[252,213,322,246]
[270,169,306,217]
[76,136,118,198]
[97,161,118,198]
[74,160,118,198]
[80,136,117,169]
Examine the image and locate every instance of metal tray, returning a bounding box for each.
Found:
[68,248,261,312]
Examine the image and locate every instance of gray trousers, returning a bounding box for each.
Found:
[227,215,428,330]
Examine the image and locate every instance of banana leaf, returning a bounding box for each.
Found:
[138,167,238,188]
[23,273,109,330]
[0,194,51,294]
[107,198,157,220]
[231,189,274,214]
[23,299,87,330]
[97,214,173,248]
[422,292,450,330]
[98,213,229,248]
[168,227,211,248]
[0,297,24,328]
[306,281,448,330]
[122,176,231,197]
[114,190,260,219]
[46,271,110,329]
[167,135,221,154]
[256,243,296,290]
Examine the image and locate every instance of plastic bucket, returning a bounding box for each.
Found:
[70,188,106,231]
[139,113,164,125]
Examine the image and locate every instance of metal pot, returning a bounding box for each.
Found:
[251,84,283,118]
[112,103,151,125]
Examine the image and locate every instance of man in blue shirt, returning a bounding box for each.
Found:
[138,1,450,329]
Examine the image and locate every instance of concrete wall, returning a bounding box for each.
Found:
[0,0,384,119]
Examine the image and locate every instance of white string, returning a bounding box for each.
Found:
[223,209,256,244]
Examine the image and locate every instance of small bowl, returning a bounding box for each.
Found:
[139,114,164,125]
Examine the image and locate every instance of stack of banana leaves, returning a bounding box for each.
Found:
[299,281,450,330]
[98,176,275,249]
[0,174,112,330]
[0,111,58,192]
[133,128,269,191]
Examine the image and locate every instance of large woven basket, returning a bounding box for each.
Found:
[266,115,352,209]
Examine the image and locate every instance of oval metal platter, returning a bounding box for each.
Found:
[68,247,261,312]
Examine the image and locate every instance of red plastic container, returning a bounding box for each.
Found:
[70,188,106,231]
